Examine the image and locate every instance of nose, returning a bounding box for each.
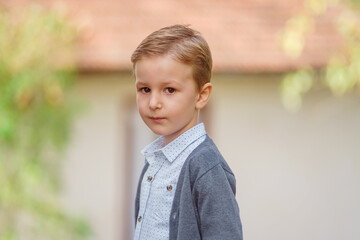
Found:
[149,92,162,110]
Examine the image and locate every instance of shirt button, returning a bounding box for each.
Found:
[138,216,142,222]
[167,185,173,191]
[147,176,153,182]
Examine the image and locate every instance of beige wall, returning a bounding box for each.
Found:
[63,72,360,240]
[211,73,360,240]
[63,73,135,240]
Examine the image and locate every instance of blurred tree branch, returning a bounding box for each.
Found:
[280,0,360,111]
[0,4,91,240]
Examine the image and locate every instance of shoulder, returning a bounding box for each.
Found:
[187,135,234,182]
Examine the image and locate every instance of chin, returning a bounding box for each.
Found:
[150,129,165,136]
[146,124,166,135]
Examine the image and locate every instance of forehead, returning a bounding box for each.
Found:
[134,55,194,85]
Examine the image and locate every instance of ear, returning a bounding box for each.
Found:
[195,83,212,110]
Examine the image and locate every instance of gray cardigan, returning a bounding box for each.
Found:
[135,135,243,240]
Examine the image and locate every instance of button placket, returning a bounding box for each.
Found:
[137,166,155,229]
[137,156,165,230]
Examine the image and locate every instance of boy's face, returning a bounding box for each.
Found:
[135,55,200,145]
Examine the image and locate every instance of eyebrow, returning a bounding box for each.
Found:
[135,81,147,86]
[136,80,182,87]
[161,80,181,86]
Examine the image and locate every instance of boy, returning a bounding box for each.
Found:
[131,25,243,240]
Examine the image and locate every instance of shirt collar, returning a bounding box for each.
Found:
[141,122,206,163]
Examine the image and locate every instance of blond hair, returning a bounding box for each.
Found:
[131,24,212,90]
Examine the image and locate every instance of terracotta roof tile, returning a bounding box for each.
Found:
[0,0,344,72]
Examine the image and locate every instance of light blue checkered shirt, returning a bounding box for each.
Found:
[134,123,207,240]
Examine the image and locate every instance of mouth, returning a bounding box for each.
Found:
[149,117,165,122]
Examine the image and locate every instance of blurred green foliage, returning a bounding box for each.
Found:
[0,4,91,240]
[280,0,360,111]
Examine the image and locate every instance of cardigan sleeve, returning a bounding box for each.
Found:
[194,164,243,240]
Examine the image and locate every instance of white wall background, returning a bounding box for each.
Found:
[211,74,360,240]
[62,73,134,240]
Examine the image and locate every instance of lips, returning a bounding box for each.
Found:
[150,117,165,122]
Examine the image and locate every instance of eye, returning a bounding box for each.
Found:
[140,87,151,93]
[165,88,176,94]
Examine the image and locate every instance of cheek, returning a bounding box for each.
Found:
[137,94,147,104]
[167,96,196,115]
[182,92,198,108]
[136,96,147,111]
